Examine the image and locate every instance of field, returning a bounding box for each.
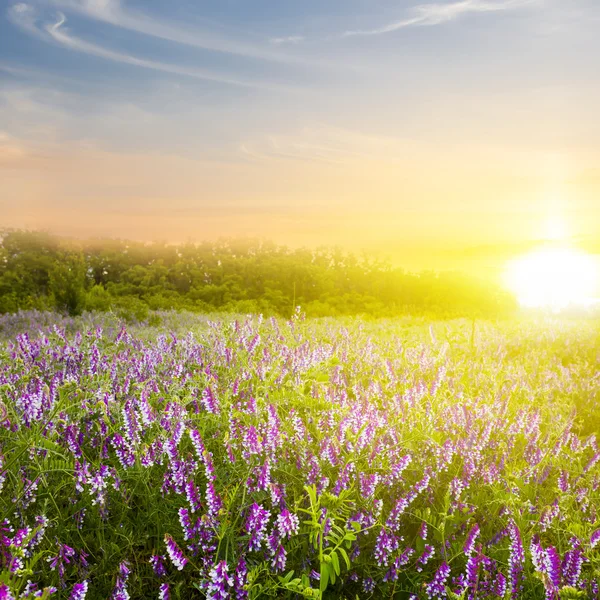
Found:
[0,310,599,599]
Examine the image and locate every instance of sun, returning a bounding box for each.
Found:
[505,246,599,310]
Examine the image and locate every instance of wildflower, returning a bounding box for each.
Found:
[178,507,194,541]
[362,578,375,593]
[69,581,88,600]
[158,583,170,600]
[149,555,167,577]
[0,584,15,600]
[189,429,206,459]
[276,509,299,539]
[47,542,76,583]
[494,572,508,597]
[463,551,480,592]
[507,520,524,597]
[463,523,480,557]
[562,547,584,587]
[425,562,451,599]
[233,558,248,600]
[271,544,287,572]
[531,538,561,599]
[245,503,270,551]
[205,481,222,516]
[374,528,400,567]
[164,534,188,571]
[386,496,409,530]
[111,561,130,600]
[417,545,435,572]
[201,387,219,415]
[359,473,379,499]
[185,480,202,513]
[206,561,233,600]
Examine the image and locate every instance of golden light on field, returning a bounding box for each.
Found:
[505,246,599,310]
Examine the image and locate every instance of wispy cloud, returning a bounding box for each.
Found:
[7,5,296,90]
[41,0,308,64]
[269,36,305,45]
[238,126,430,165]
[344,0,536,36]
[0,131,28,164]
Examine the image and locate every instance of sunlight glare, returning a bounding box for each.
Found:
[505,246,599,310]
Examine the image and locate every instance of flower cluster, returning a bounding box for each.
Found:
[0,313,598,598]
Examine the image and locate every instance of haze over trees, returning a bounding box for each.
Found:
[0,230,515,319]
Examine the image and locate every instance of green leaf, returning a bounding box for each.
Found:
[338,547,351,570]
[281,570,295,584]
[320,563,329,592]
[331,551,340,576]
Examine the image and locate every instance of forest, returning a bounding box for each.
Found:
[0,230,516,319]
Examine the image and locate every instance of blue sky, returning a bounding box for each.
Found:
[1,0,600,264]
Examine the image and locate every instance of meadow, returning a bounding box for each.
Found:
[0,310,599,599]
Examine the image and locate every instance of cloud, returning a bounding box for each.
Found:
[0,131,28,164]
[238,126,431,165]
[269,36,305,45]
[344,0,536,36]
[41,0,308,64]
[7,6,294,90]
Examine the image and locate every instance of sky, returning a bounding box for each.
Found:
[1,0,600,272]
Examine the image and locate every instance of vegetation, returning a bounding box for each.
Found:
[0,231,516,319]
[0,311,599,598]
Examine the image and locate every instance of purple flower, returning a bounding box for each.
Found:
[383,547,414,582]
[507,520,524,598]
[185,480,202,513]
[207,561,233,600]
[417,544,435,572]
[206,481,222,516]
[276,509,299,539]
[463,523,480,557]
[359,473,379,499]
[69,581,88,600]
[256,459,271,491]
[47,542,76,583]
[562,547,585,586]
[245,503,270,551]
[531,538,561,599]
[233,558,248,600]
[386,496,409,530]
[271,544,287,572]
[158,583,170,600]
[178,507,194,541]
[494,573,507,597]
[164,534,188,571]
[590,529,600,549]
[189,429,206,459]
[0,584,15,600]
[425,562,451,599]
[463,552,480,592]
[111,561,130,600]
[201,386,219,415]
[149,555,167,577]
[374,528,400,567]
[362,577,375,593]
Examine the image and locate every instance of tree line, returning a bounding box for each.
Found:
[0,230,516,319]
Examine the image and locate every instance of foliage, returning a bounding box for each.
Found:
[0,230,516,318]
[0,312,599,598]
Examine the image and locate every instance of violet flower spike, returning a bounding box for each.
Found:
[164,534,188,571]
[206,560,233,600]
[69,581,88,600]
